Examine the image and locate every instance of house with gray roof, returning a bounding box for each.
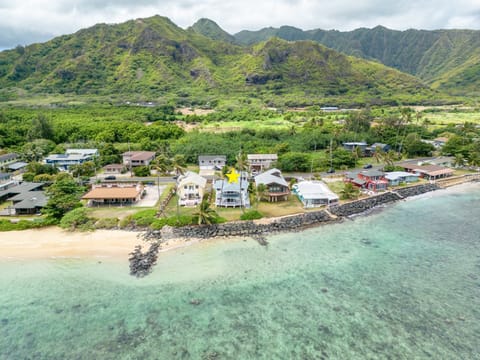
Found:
[214,171,250,208]
[248,154,278,174]
[0,153,19,170]
[0,182,47,215]
[292,181,339,208]
[0,172,14,191]
[199,155,227,170]
[254,168,289,202]
[45,149,98,170]
[385,172,420,186]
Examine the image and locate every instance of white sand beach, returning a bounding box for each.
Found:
[0,228,143,260]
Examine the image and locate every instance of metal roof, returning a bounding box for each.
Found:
[254,168,288,187]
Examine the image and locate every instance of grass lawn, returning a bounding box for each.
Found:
[256,195,305,217]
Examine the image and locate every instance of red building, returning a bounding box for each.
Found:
[345,169,388,192]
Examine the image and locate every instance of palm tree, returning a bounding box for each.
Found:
[256,183,268,203]
[192,194,219,225]
[373,146,385,164]
[452,154,465,168]
[235,151,249,211]
[171,154,186,176]
[352,146,362,168]
[153,154,172,175]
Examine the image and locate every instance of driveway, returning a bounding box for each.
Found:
[134,184,165,207]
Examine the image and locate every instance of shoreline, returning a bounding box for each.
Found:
[0,181,478,260]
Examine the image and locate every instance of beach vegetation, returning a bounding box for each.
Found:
[59,207,95,231]
[340,183,360,200]
[192,195,220,225]
[240,210,263,220]
[43,177,86,221]
[94,217,119,229]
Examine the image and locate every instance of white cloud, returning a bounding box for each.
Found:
[1,0,480,49]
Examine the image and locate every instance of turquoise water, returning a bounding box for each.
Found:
[1,186,480,359]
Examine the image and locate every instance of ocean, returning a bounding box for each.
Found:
[1,184,479,359]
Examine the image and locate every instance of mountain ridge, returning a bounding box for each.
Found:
[0,15,451,106]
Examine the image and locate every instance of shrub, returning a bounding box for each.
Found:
[240,210,263,220]
[132,209,157,227]
[95,217,119,229]
[59,207,95,231]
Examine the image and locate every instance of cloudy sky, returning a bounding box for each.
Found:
[1,0,480,49]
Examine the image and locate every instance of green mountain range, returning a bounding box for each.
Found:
[0,16,453,106]
[232,24,480,95]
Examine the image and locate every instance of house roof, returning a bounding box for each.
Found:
[82,186,142,200]
[13,192,48,209]
[66,149,98,156]
[198,155,226,162]
[254,168,288,187]
[8,162,28,170]
[123,151,156,161]
[343,142,367,146]
[0,153,18,162]
[0,182,44,199]
[385,172,420,180]
[294,181,338,201]
[45,153,94,162]
[434,137,449,143]
[177,171,207,188]
[247,154,278,160]
[214,178,248,192]
[360,169,385,177]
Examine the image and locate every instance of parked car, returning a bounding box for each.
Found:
[363,164,373,169]
[326,168,335,174]
[104,175,116,180]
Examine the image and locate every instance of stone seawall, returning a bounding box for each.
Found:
[394,183,440,198]
[329,191,401,217]
[152,182,444,241]
[160,210,334,240]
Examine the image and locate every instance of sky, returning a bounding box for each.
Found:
[1,0,480,50]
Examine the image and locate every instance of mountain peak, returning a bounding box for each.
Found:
[189,18,236,43]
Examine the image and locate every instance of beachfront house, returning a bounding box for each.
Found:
[198,155,227,171]
[385,172,420,186]
[122,151,156,168]
[177,171,207,206]
[398,163,454,181]
[247,154,278,174]
[214,172,250,208]
[82,183,144,207]
[0,182,47,215]
[44,149,98,171]
[292,180,339,208]
[345,169,388,192]
[254,168,289,202]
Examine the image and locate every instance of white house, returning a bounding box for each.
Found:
[292,180,339,208]
[177,171,207,206]
[248,154,278,174]
[198,155,227,170]
[214,171,250,208]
